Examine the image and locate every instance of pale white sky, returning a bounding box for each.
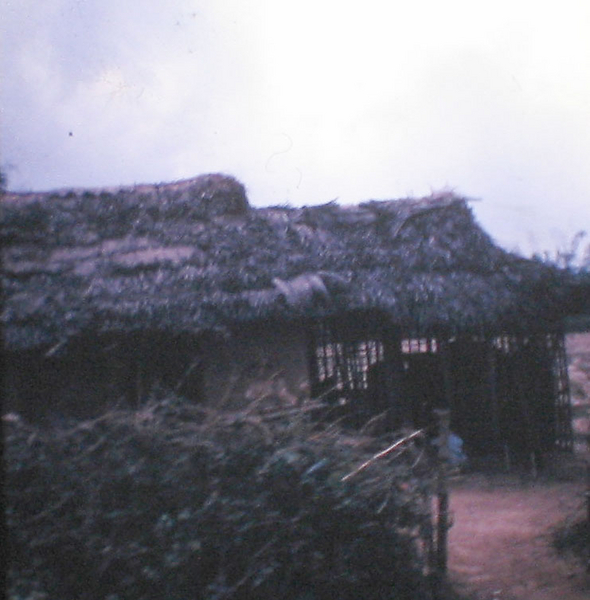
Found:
[1,0,589,257]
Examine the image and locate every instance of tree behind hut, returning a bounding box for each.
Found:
[536,230,590,272]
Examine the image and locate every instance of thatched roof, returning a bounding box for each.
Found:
[1,174,582,351]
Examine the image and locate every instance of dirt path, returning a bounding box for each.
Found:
[446,473,589,600]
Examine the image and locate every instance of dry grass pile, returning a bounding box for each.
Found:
[5,395,436,600]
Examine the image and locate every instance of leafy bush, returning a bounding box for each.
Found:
[553,517,590,567]
[5,395,436,600]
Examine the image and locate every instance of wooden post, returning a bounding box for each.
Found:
[487,338,503,455]
[504,443,511,473]
[435,337,452,583]
[439,338,453,415]
[433,408,451,578]
[552,332,574,452]
[513,336,537,476]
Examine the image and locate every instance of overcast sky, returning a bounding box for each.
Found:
[1,0,589,257]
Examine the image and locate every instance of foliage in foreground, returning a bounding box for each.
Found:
[5,395,436,600]
[553,517,590,568]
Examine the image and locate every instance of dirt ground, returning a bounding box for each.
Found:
[444,332,590,600]
[446,469,589,600]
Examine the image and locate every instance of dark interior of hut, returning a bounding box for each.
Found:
[4,333,206,425]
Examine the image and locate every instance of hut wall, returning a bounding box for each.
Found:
[443,333,568,458]
[3,322,571,457]
[202,322,310,408]
[3,333,207,424]
[306,316,406,429]
[3,341,132,424]
[494,334,568,456]
[391,332,570,459]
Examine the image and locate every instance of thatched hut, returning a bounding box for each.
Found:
[1,174,585,457]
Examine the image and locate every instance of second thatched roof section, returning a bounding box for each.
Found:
[1,174,583,351]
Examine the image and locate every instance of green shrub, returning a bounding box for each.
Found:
[5,395,436,600]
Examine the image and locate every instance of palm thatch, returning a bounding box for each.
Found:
[0,174,581,352]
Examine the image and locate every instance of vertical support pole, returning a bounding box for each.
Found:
[513,336,537,476]
[552,332,574,452]
[383,326,405,430]
[504,444,511,473]
[439,337,453,414]
[306,319,319,398]
[433,408,451,579]
[496,336,512,471]
[487,338,502,455]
